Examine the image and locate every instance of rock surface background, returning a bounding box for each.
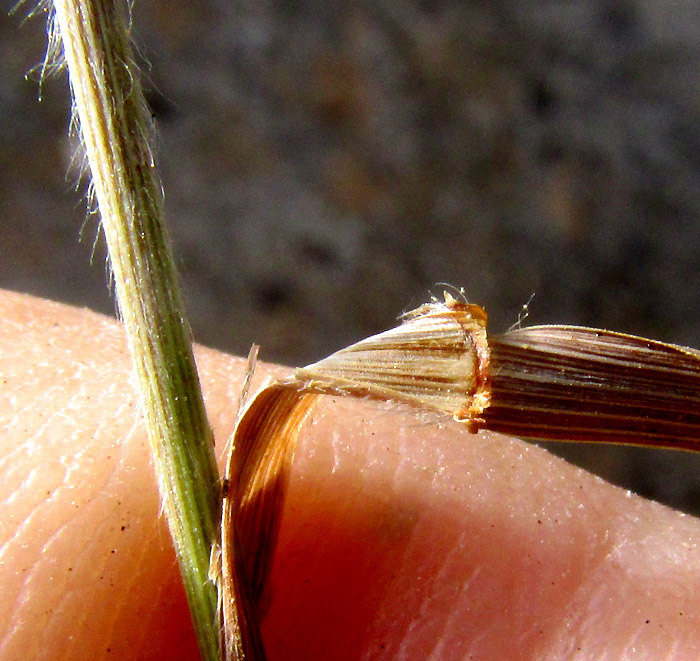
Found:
[4,0,700,512]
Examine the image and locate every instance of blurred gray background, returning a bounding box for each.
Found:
[4,0,700,513]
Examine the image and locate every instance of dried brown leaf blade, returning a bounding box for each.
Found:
[486,326,700,450]
[220,382,319,660]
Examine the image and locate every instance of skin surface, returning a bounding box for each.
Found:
[2,289,700,660]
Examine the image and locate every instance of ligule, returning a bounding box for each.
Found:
[295,295,491,422]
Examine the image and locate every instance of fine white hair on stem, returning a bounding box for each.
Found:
[13,1,66,92]
[67,103,91,185]
[23,2,225,658]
